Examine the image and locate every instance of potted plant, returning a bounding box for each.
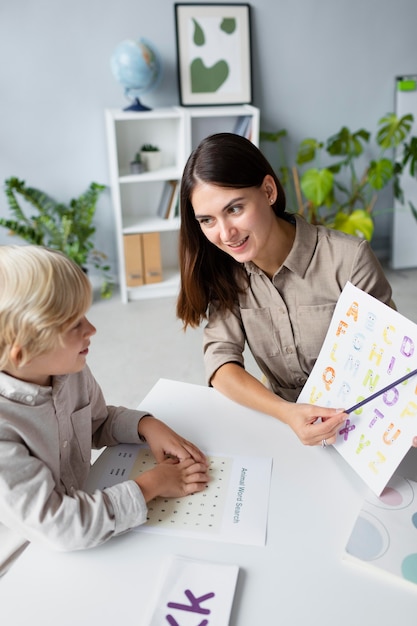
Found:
[261,113,417,241]
[130,152,145,174]
[0,177,113,298]
[140,143,161,171]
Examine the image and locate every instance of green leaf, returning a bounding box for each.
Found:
[326,126,369,158]
[367,158,393,190]
[0,178,111,297]
[376,113,413,149]
[327,161,344,174]
[0,218,44,244]
[300,168,333,206]
[333,209,374,241]
[402,136,417,177]
[296,139,322,165]
[259,129,287,143]
[410,201,417,221]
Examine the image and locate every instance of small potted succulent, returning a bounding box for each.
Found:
[130,152,145,174]
[140,143,161,171]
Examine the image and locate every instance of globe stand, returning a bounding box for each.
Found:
[124,98,151,112]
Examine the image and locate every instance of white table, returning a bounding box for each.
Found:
[1,378,417,625]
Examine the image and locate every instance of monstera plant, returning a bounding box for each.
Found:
[0,177,113,298]
[261,112,417,241]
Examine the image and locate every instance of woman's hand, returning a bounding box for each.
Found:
[134,457,210,502]
[211,363,347,447]
[138,415,208,464]
[282,403,347,446]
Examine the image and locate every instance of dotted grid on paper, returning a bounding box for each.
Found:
[129,448,233,532]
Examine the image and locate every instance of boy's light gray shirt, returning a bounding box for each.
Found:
[0,365,148,576]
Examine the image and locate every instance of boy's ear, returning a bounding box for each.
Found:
[9,344,23,366]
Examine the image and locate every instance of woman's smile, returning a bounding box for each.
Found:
[226,236,249,250]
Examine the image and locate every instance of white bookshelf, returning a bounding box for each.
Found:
[105,105,260,302]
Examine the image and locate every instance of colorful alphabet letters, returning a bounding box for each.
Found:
[298,282,417,495]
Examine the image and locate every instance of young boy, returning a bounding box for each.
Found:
[0,245,209,576]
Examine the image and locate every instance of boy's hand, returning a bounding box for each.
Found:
[134,457,210,502]
[138,415,207,464]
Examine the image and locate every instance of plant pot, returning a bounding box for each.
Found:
[130,161,145,174]
[140,151,161,172]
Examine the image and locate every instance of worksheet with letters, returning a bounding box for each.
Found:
[298,282,417,495]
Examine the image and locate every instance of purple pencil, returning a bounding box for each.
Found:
[346,367,417,414]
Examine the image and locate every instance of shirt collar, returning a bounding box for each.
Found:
[244,213,317,279]
[283,214,317,278]
[0,371,67,405]
[0,371,44,405]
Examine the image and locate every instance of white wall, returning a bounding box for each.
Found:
[1,0,416,277]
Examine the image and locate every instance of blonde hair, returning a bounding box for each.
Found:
[0,245,92,369]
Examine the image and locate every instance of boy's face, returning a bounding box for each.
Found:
[12,316,96,386]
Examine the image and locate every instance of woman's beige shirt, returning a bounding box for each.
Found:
[204,215,393,401]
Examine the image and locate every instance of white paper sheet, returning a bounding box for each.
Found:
[344,475,417,590]
[86,443,272,546]
[298,282,417,495]
[144,555,239,626]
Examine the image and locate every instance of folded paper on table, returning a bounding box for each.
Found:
[144,555,239,626]
[86,443,272,546]
[344,474,417,590]
[297,282,417,495]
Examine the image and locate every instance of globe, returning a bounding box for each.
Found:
[110,38,162,111]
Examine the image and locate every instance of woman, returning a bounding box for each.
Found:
[176,133,393,446]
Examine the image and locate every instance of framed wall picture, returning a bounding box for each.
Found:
[174,3,252,106]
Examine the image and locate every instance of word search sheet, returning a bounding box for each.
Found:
[298,282,417,495]
[86,443,272,546]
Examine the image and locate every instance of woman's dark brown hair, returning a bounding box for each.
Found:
[176,132,287,328]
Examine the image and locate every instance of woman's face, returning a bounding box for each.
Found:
[191,175,278,266]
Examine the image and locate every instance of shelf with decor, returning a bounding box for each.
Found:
[105,104,260,302]
[184,104,260,151]
[118,166,181,183]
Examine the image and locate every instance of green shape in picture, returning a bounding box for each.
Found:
[190,58,229,93]
[192,18,205,46]
[220,18,236,34]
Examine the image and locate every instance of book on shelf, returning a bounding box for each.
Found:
[172,188,180,218]
[166,181,180,219]
[233,115,252,139]
[157,180,177,219]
